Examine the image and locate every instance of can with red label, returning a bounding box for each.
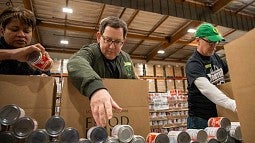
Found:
[208,117,231,131]
[168,131,191,143]
[146,132,169,143]
[204,127,228,142]
[27,51,51,70]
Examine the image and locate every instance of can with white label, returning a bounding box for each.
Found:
[27,129,49,143]
[204,127,228,142]
[12,116,38,139]
[0,104,25,126]
[59,127,79,143]
[111,124,134,142]
[186,129,208,143]
[105,136,120,143]
[208,117,231,131]
[229,122,242,140]
[146,132,169,143]
[168,131,191,143]
[87,126,108,143]
[130,135,145,143]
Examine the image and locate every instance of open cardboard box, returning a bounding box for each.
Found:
[0,75,56,129]
[60,78,150,138]
[224,28,255,143]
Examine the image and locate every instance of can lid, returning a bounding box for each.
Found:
[13,117,37,139]
[79,138,92,143]
[88,126,108,143]
[131,135,145,143]
[0,104,23,125]
[117,125,134,142]
[216,127,228,142]
[0,131,19,143]
[177,132,191,143]
[60,127,79,143]
[27,129,49,143]
[45,115,65,136]
[154,133,169,143]
[197,130,208,143]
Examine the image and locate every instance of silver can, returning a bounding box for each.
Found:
[168,131,191,143]
[12,116,38,139]
[27,129,49,143]
[87,126,108,143]
[229,122,242,140]
[105,136,120,143]
[45,115,65,137]
[0,131,19,143]
[130,135,145,143]
[59,127,79,143]
[204,127,228,142]
[79,138,92,143]
[111,125,134,142]
[0,104,25,126]
[186,129,208,143]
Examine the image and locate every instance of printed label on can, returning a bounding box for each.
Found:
[28,51,50,70]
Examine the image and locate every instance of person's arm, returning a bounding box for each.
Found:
[0,44,43,62]
[194,77,236,112]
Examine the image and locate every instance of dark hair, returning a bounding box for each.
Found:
[0,7,36,29]
[99,16,128,39]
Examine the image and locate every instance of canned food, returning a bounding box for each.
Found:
[87,126,108,143]
[27,51,51,70]
[27,129,49,143]
[45,115,65,137]
[59,127,79,143]
[79,138,92,143]
[186,129,207,143]
[204,127,228,142]
[207,138,220,143]
[130,135,145,143]
[0,104,25,126]
[112,125,134,142]
[208,117,231,131]
[105,136,120,143]
[229,122,242,140]
[12,116,38,139]
[168,131,191,143]
[146,132,169,143]
[0,131,19,143]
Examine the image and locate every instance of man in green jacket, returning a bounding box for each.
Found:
[67,16,137,127]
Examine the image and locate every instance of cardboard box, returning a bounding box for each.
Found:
[0,75,56,129]
[224,28,255,143]
[60,78,150,138]
[216,82,239,122]
[154,65,164,77]
[156,79,166,92]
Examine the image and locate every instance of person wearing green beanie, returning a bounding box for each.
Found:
[185,23,237,129]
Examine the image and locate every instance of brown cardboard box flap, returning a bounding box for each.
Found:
[224,28,255,143]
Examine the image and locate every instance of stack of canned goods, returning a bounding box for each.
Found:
[0,104,38,142]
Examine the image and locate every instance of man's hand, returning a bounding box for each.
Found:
[90,89,122,127]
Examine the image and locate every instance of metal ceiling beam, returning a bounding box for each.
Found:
[212,0,234,13]
[87,0,255,31]
[146,20,201,62]
[37,21,166,42]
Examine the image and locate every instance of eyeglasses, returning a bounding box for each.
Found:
[101,35,124,47]
[200,38,219,46]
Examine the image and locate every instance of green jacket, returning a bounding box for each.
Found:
[67,43,136,98]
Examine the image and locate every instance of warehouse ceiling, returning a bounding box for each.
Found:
[0,0,254,63]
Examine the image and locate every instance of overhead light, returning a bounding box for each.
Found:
[60,40,69,45]
[62,7,73,13]
[157,50,165,54]
[187,28,196,33]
